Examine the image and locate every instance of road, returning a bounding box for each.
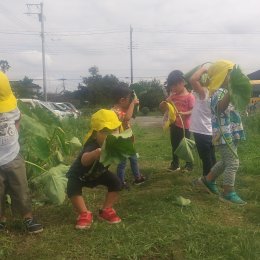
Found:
[132,116,163,128]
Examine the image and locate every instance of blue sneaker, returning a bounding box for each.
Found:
[220,192,247,205]
[200,177,219,195]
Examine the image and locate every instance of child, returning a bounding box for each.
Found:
[111,86,145,188]
[164,70,195,172]
[0,71,43,233]
[194,60,247,205]
[66,109,123,229]
[189,66,216,176]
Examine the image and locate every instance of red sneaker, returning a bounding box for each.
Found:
[75,211,93,229]
[99,208,121,224]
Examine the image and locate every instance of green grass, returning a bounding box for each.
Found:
[1,115,260,259]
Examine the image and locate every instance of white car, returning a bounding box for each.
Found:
[54,102,79,118]
[19,99,68,120]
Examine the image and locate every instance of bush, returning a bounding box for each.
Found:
[141,107,150,115]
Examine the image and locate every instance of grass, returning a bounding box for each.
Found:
[1,115,260,259]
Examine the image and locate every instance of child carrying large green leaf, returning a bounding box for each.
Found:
[66,109,124,229]
[111,86,146,189]
[193,60,251,205]
[0,72,43,234]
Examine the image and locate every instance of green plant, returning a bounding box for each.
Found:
[229,65,252,111]
[18,101,82,204]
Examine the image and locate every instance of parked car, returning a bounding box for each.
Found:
[63,102,81,116]
[46,102,75,118]
[54,102,79,118]
[19,99,68,120]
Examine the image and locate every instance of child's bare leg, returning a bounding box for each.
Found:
[23,212,33,219]
[0,216,7,222]
[102,192,119,209]
[70,195,89,213]
[205,171,215,182]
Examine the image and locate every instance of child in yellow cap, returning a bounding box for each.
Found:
[66,109,123,229]
[0,71,43,233]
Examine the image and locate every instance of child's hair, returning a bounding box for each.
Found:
[112,86,132,104]
[166,70,185,87]
[165,70,186,94]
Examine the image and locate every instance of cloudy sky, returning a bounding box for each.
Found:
[1,0,260,92]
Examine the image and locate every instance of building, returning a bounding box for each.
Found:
[247,70,260,98]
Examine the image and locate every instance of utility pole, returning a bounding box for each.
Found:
[58,78,67,94]
[130,25,133,84]
[25,3,47,101]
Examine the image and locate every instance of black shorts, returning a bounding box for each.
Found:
[67,170,122,198]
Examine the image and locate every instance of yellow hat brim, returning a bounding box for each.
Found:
[83,109,122,143]
[0,92,17,113]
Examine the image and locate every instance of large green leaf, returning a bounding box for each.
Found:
[229,65,252,111]
[69,136,82,149]
[30,136,50,161]
[184,63,210,90]
[55,127,70,155]
[32,164,69,205]
[174,138,196,163]
[100,129,136,167]
[20,114,49,139]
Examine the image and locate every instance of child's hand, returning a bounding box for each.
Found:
[133,98,139,105]
[94,148,102,159]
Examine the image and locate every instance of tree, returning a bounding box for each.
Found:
[130,79,164,110]
[88,66,100,77]
[11,76,42,98]
[77,66,128,106]
[0,60,10,73]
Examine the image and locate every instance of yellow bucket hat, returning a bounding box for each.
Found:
[161,101,176,130]
[83,109,122,143]
[207,60,235,95]
[0,71,17,113]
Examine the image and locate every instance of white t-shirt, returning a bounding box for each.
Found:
[190,89,212,135]
[0,108,20,166]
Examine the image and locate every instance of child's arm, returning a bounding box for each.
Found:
[124,98,139,121]
[15,114,22,131]
[190,66,208,100]
[81,148,101,167]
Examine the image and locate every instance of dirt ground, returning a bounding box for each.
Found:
[132,116,163,128]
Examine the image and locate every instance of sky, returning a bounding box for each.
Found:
[1,0,260,93]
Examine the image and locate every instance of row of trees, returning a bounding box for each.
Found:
[73,66,165,110]
[2,60,165,110]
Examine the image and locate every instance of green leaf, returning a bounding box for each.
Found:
[32,164,69,205]
[100,129,136,167]
[173,196,191,206]
[229,65,252,111]
[55,150,64,163]
[174,138,196,163]
[184,65,202,90]
[20,114,49,139]
[30,136,50,161]
[52,128,69,156]
[184,63,211,90]
[69,136,82,149]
